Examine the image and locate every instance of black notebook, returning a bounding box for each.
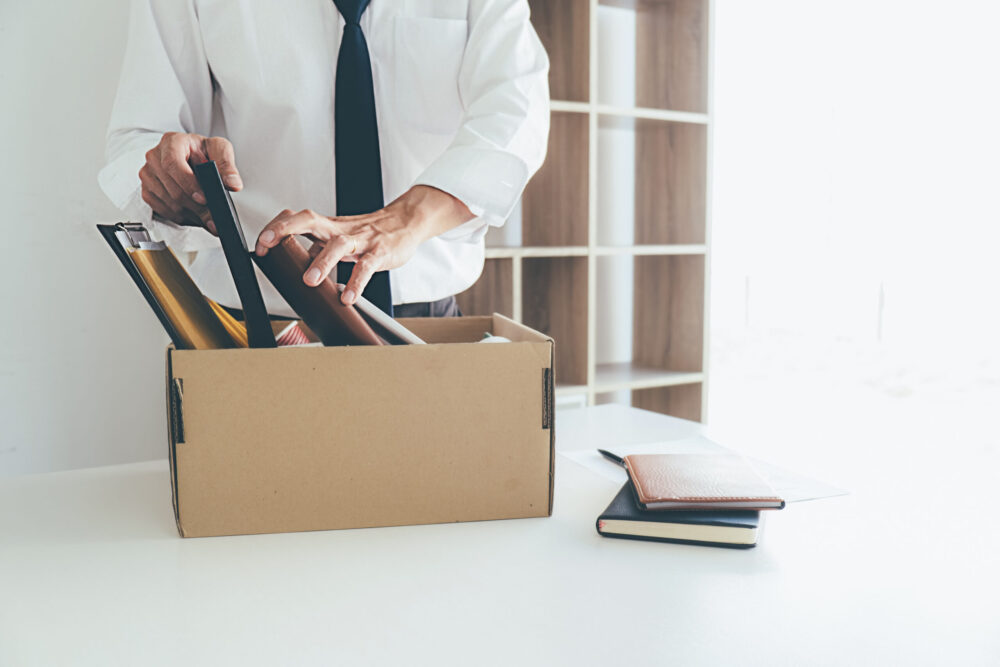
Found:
[597,482,760,549]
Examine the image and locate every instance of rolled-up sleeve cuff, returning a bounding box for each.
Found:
[99,142,156,211]
[413,145,529,244]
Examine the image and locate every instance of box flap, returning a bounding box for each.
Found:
[491,313,554,345]
[396,315,493,343]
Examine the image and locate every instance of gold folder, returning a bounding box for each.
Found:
[98,223,248,350]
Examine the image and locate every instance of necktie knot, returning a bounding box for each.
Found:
[333,0,369,26]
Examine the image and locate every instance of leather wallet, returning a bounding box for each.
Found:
[624,453,785,510]
[253,235,385,346]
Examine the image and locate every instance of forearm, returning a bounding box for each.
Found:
[394,185,475,244]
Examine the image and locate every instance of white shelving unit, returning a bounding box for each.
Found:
[457,0,713,421]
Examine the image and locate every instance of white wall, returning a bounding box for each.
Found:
[711,0,1000,357]
[0,0,170,476]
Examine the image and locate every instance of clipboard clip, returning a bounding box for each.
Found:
[115,222,152,246]
[113,222,166,251]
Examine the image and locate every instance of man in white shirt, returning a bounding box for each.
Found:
[100,0,550,317]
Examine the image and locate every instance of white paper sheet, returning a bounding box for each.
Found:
[559,436,848,503]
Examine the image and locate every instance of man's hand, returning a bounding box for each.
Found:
[254,185,474,305]
[139,132,244,235]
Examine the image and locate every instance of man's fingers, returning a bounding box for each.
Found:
[343,254,381,305]
[141,188,184,224]
[159,133,207,205]
[204,137,243,191]
[153,164,211,227]
[139,166,183,217]
[146,155,186,204]
[197,208,218,236]
[255,209,329,255]
[303,237,352,286]
[152,156,205,212]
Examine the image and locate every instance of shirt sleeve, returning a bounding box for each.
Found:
[412,0,551,244]
[97,0,218,251]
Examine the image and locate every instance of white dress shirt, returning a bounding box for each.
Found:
[99,0,550,312]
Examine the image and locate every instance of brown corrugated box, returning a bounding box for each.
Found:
[164,314,554,538]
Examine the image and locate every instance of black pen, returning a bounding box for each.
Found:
[597,449,626,468]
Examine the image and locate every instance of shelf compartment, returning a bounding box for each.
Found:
[455,258,513,318]
[529,0,590,103]
[593,244,706,256]
[597,115,707,246]
[632,383,704,422]
[521,111,590,247]
[594,252,705,414]
[597,0,709,114]
[522,257,589,387]
[633,254,705,373]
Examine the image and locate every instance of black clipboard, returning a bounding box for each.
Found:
[97,222,186,348]
[193,161,277,348]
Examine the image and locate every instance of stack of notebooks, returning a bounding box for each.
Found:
[596,452,785,549]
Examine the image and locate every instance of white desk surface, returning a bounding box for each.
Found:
[1,404,997,666]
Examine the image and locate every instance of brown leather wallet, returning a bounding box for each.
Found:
[624,453,785,510]
[253,236,385,346]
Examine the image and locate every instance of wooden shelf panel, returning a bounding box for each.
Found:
[595,104,708,125]
[529,0,590,102]
[632,383,704,422]
[594,363,703,392]
[455,258,513,319]
[549,100,591,114]
[485,245,705,258]
[551,100,710,125]
[521,112,590,247]
[635,118,707,245]
[633,255,706,374]
[593,244,706,256]
[485,246,589,259]
[522,257,589,386]
[597,0,709,114]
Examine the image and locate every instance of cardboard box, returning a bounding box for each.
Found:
[165,314,554,538]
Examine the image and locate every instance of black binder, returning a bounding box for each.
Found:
[193,161,277,348]
[97,222,184,347]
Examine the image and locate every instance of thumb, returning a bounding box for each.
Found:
[204,136,243,191]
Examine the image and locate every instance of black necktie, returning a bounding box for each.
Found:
[333,0,393,315]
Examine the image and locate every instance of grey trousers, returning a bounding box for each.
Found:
[393,295,461,318]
